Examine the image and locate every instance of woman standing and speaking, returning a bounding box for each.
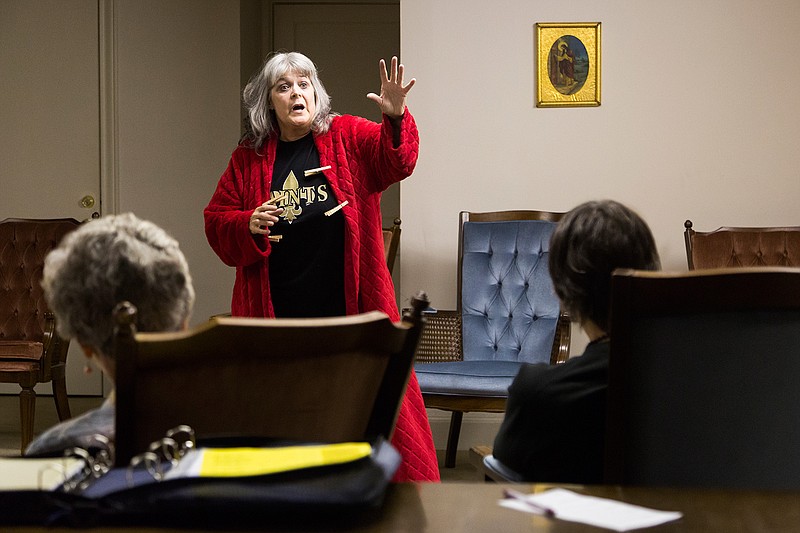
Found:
[204,52,439,482]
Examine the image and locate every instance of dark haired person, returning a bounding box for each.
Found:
[491,200,660,483]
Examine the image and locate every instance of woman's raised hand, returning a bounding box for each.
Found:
[367,56,415,118]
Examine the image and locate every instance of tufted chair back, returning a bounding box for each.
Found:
[460,217,560,364]
[684,220,800,270]
[0,217,80,452]
[0,219,72,342]
[414,209,570,468]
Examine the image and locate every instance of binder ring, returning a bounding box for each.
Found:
[149,437,180,467]
[127,451,163,487]
[63,447,94,491]
[165,424,196,459]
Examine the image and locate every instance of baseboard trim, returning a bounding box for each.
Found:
[426,409,503,451]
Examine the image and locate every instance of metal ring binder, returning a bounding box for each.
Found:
[36,458,81,492]
[165,424,196,459]
[125,425,197,487]
[127,451,163,487]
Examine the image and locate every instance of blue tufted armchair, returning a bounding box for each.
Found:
[414,210,571,468]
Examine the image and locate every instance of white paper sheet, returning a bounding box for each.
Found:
[0,457,84,491]
[499,488,683,531]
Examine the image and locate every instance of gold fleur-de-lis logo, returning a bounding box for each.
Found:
[276,171,302,223]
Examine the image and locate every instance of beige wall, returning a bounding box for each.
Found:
[401,0,800,449]
[400,0,800,323]
[112,0,240,326]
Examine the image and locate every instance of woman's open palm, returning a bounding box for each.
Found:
[367,56,415,118]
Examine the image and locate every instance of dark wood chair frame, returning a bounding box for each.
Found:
[382,218,402,275]
[0,217,79,452]
[605,267,800,489]
[113,292,430,467]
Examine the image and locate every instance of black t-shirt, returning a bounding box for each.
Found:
[268,132,345,317]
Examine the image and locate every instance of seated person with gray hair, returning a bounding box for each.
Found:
[491,199,660,483]
[25,213,195,457]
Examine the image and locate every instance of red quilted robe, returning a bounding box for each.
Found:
[204,111,440,482]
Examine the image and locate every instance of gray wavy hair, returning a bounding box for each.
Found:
[42,213,195,359]
[242,51,336,151]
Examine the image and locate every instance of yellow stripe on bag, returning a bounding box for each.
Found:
[198,442,372,478]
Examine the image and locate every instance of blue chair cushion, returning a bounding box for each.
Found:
[414,361,523,397]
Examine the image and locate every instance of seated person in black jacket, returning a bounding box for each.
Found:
[492,199,660,483]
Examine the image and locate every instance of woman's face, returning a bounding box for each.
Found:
[270,70,317,141]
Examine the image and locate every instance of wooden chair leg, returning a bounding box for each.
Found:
[444,411,463,468]
[19,387,36,454]
[52,377,72,421]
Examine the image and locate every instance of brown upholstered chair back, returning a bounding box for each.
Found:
[0,219,78,343]
[0,217,80,451]
[684,220,800,270]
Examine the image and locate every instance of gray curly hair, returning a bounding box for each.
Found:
[242,51,336,151]
[42,213,195,359]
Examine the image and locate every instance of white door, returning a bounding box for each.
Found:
[0,1,104,395]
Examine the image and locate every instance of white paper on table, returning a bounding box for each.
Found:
[499,488,683,531]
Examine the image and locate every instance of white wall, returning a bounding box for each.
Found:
[401,0,800,313]
[113,0,240,325]
[401,0,800,450]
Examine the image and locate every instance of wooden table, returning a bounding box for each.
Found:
[11,482,800,532]
[406,483,800,532]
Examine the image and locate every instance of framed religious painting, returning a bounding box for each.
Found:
[535,22,601,107]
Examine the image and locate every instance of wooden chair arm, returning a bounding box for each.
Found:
[551,310,572,364]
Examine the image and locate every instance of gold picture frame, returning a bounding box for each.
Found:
[535,22,601,108]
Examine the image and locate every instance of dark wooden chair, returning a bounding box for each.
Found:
[0,217,80,453]
[414,210,571,468]
[382,218,402,275]
[605,267,800,490]
[684,219,800,269]
[113,292,430,466]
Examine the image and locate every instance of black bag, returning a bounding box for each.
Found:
[0,437,400,529]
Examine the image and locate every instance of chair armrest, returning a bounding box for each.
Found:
[41,312,69,379]
[41,312,56,363]
[551,310,572,364]
[469,445,525,482]
[413,309,463,363]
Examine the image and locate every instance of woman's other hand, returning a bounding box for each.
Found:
[367,56,415,118]
[249,201,283,235]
